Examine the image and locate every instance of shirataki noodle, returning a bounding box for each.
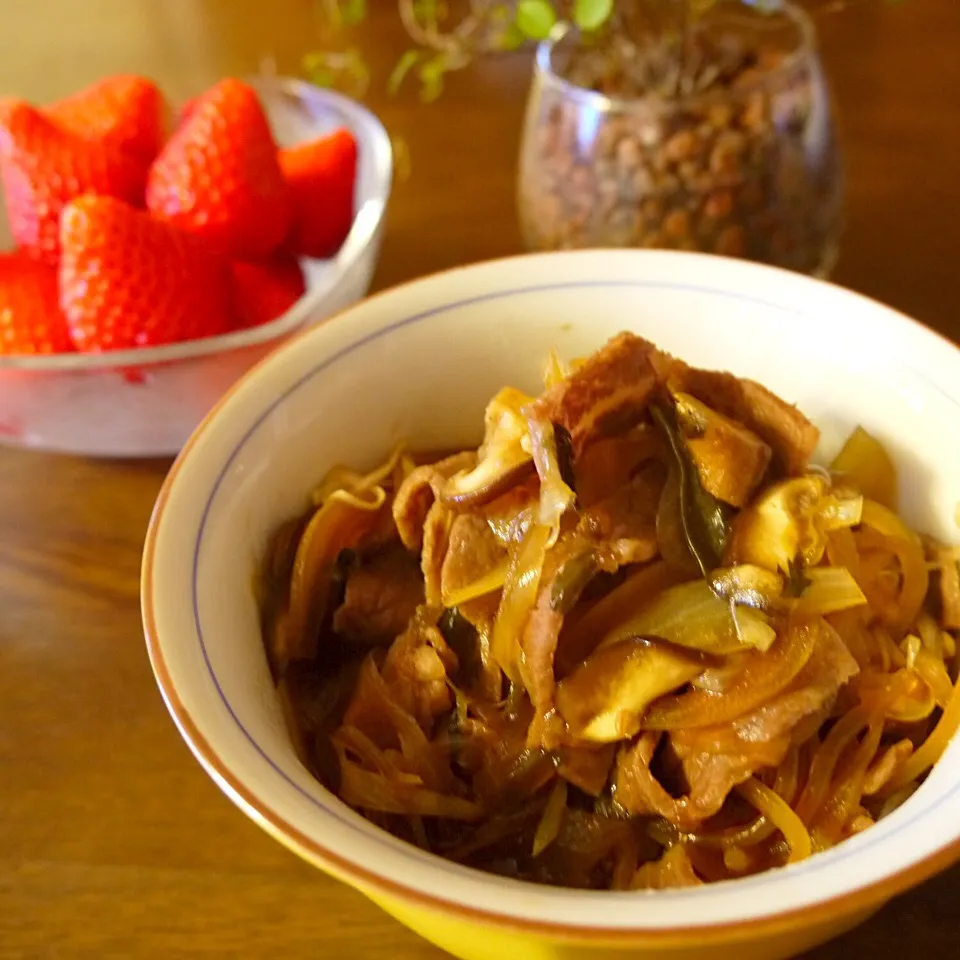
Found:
[259,332,960,891]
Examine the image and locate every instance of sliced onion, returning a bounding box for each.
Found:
[284,499,385,666]
[643,619,819,730]
[542,348,570,389]
[490,521,553,683]
[598,579,777,656]
[830,425,898,510]
[912,645,955,708]
[442,558,510,608]
[337,751,483,820]
[886,667,960,790]
[312,443,406,507]
[532,779,568,856]
[860,499,929,637]
[526,417,576,528]
[735,778,811,863]
[556,561,689,673]
[789,566,868,617]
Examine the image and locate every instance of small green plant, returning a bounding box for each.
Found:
[306,1,898,104]
[309,1,717,102]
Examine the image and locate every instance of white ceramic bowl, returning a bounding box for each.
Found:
[0,77,392,457]
[142,251,960,960]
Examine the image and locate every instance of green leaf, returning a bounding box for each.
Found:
[651,402,730,576]
[516,0,558,40]
[310,68,335,88]
[339,0,366,25]
[573,0,613,32]
[388,49,422,96]
[498,22,528,52]
[413,0,441,28]
[418,54,448,103]
[303,54,335,88]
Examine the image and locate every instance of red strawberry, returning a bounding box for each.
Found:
[59,195,233,351]
[46,74,166,165]
[231,255,305,328]
[280,127,358,259]
[176,96,198,128]
[0,100,147,265]
[0,251,72,354]
[146,78,291,259]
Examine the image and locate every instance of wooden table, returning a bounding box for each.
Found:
[1,2,957,958]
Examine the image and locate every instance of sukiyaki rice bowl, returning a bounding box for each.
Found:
[143,250,960,960]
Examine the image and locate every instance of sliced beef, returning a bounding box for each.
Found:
[440,513,507,626]
[579,462,664,566]
[558,743,616,797]
[520,540,599,717]
[332,546,425,645]
[524,332,664,455]
[392,451,477,550]
[613,730,786,831]
[520,589,566,716]
[673,391,772,507]
[481,477,540,547]
[614,618,859,830]
[380,610,459,733]
[574,425,665,507]
[421,500,454,607]
[666,364,819,476]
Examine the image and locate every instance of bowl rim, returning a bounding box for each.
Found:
[142,250,960,943]
[0,76,392,373]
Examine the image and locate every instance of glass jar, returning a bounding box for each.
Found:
[517,1,842,277]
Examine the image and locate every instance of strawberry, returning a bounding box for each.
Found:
[146,78,291,259]
[176,96,198,128]
[231,255,305,328]
[46,74,166,165]
[0,100,147,265]
[0,251,72,354]
[280,127,358,259]
[59,195,234,351]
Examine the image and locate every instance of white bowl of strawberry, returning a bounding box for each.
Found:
[0,73,391,456]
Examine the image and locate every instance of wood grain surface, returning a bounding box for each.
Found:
[0,2,958,958]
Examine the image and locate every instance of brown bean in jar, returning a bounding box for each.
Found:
[516,2,842,277]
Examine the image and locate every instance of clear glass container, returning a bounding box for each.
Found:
[517,1,842,277]
[0,77,392,457]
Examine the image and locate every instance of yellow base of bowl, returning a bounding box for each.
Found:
[368,891,882,960]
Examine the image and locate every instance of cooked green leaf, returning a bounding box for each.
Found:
[651,401,730,575]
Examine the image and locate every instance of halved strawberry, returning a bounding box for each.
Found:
[280,127,358,259]
[46,74,166,165]
[0,100,147,265]
[231,255,305,328]
[0,251,72,354]
[59,195,234,351]
[146,78,291,259]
